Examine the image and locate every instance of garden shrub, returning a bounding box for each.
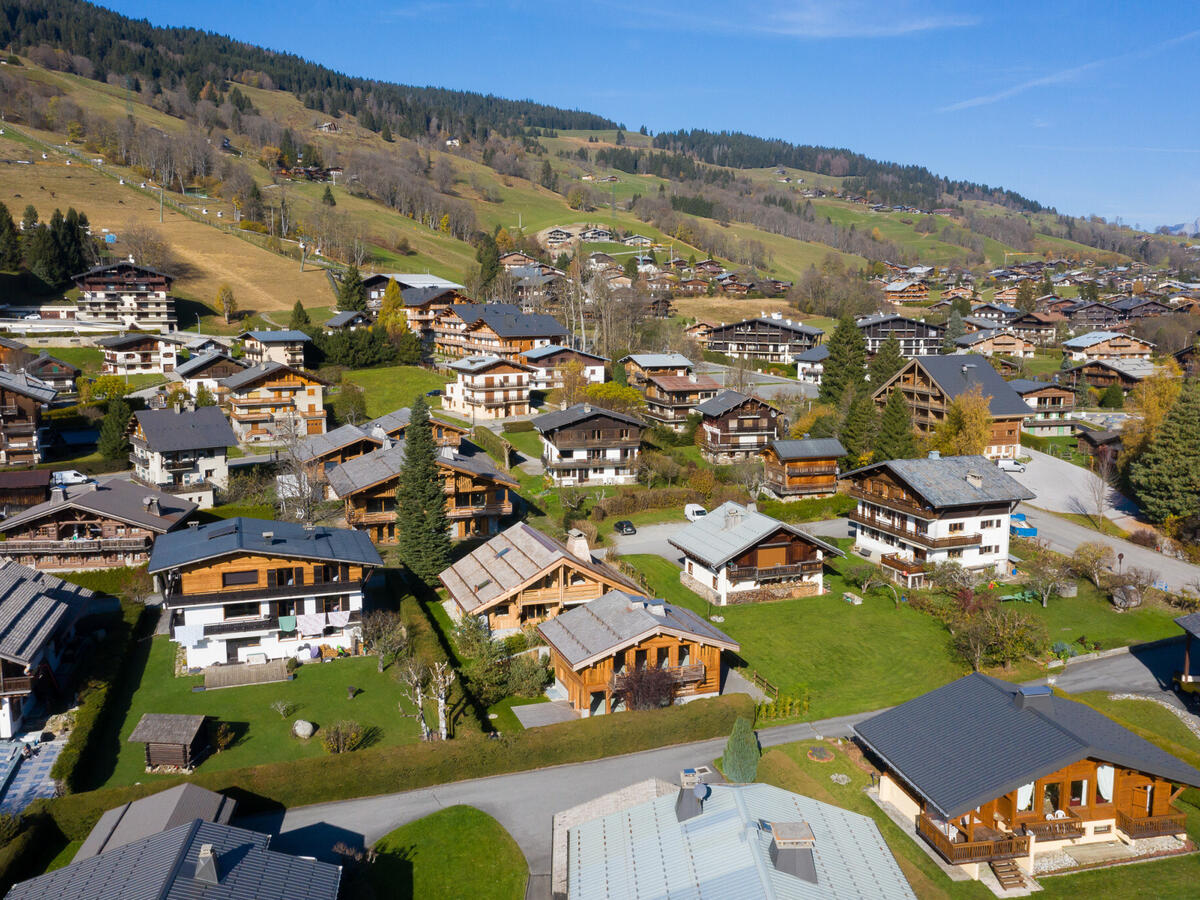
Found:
[1128,530,1158,548]
[503,420,535,433]
[322,720,367,754]
[506,653,551,698]
[722,716,761,783]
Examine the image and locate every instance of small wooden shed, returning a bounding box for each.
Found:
[128,713,208,771]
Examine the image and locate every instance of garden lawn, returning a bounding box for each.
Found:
[369,805,527,899]
[102,635,422,788]
[500,428,543,461]
[623,554,967,718]
[1014,574,1178,650]
[344,366,451,418]
[43,346,102,374]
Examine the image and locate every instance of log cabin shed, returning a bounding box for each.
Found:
[129,713,208,770]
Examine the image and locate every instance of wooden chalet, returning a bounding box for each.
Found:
[399,286,472,341]
[704,316,823,363]
[499,251,541,269]
[1062,331,1154,361]
[532,404,644,487]
[1010,312,1065,346]
[294,424,384,494]
[0,470,49,512]
[323,310,372,333]
[538,591,739,716]
[128,714,208,771]
[968,302,1019,326]
[175,352,246,398]
[873,356,1030,460]
[326,439,517,542]
[953,329,1036,358]
[440,523,640,632]
[435,303,566,360]
[72,262,176,330]
[1065,301,1122,330]
[22,352,80,393]
[761,438,845,500]
[856,314,945,358]
[694,390,781,463]
[1174,344,1199,379]
[443,355,533,420]
[0,479,196,570]
[98,333,178,375]
[0,337,29,371]
[1006,379,1075,437]
[1036,295,1075,316]
[619,353,693,389]
[239,329,310,369]
[644,372,720,431]
[1066,358,1156,394]
[367,407,468,448]
[218,362,327,443]
[520,345,607,391]
[0,371,56,467]
[1077,429,1123,468]
[884,281,930,303]
[856,675,1200,883]
[993,285,1021,303]
[1109,297,1171,319]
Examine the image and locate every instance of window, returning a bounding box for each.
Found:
[319,595,350,613]
[269,567,303,588]
[657,647,670,668]
[224,601,261,619]
[980,519,1000,529]
[278,599,297,617]
[1070,779,1088,807]
[1094,824,1112,835]
[222,570,258,587]
[1042,782,1062,816]
[980,545,999,555]
[1016,782,1034,812]
[947,549,963,559]
[948,522,965,533]
[679,644,691,666]
[1096,765,1114,803]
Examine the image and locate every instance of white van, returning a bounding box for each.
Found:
[684,504,707,522]
[996,459,1026,473]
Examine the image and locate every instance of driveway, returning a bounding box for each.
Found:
[1007,448,1140,524]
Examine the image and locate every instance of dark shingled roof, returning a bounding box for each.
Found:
[240,329,311,344]
[842,455,1034,509]
[694,389,772,418]
[326,440,515,498]
[0,560,95,665]
[0,369,56,404]
[794,345,830,363]
[294,424,380,463]
[455,304,565,338]
[401,286,459,307]
[75,784,236,861]
[128,713,207,745]
[97,333,177,350]
[767,438,846,460]
[219,362,322,391]
[0,478,196,535]
[891,355,1031,418]
[854,673,1200,818]
[176,351,244,379]
[533,403,644,433]
[324,310,370,328]
[1175,612,1200,639]
[134,407,237,453]
[148,517,383,573]
[7,819,341,900]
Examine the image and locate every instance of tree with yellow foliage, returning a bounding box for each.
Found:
[929,384,992,456]
[376,278,409,335]
[1119,358,1181,468]
[494,227,515,253]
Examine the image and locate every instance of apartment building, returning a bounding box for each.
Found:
[442,355,533,420]
[72,262,177,330]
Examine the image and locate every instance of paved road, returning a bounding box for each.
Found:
[1008,449,1140,524]
[1049,639,1185,696]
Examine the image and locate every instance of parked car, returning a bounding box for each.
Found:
[52,469,91,486]
[684,504,707,522]
[996,459,1026,473]
[614,520,636,535]
[23,313,41,320]
[425,389,442,397]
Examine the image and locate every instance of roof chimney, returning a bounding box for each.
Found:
[51,485,66,503]
[1014,684,1054,713]
[965,470,983,489]
[927,450,940,460]
[565,528,590,561]
[675,781,708,823]
[262,530,274,542]
[194,843,221,885]
[723,505,744,531]
[147,497,161,516]
[768,821,818,883]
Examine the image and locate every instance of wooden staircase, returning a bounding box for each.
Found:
[990,859,1026,891]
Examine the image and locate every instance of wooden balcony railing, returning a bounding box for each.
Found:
[610,664,705,690]
[848,510,980,549]
[846,486,933,520]
[881,553,928,576]
[1116,808,1187,839]
[203,616,280,637]
[728,561,822,581]
[164,581,364,609]
[1024,812,1085,841]
[0,675,34,696]
[0,537,151,554]
[917,815,1030,864]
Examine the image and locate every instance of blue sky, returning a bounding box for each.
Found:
[103,0,1199,228]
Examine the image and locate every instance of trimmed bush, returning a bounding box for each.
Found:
[722,716,761,783]
[503,420,535,433]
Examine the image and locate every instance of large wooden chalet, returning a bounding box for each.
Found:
[440,523,640,632]
[856,314,944,357]
[619,352,693,389]
[694,390,781,463]
[218,362,327,443]
[72,262,176,330]
[856,674,1200,884]
[644,372,720,431]
[0,371,56,467]
[538,590,739,717]
[704,317,823,363]
[761,438,845,500]
[532,404,644,487]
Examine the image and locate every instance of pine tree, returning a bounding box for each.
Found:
[97,398,132,461]
[838,393,878,469]
[376,278,407,334]
[875,386,918,461]
[868,334,904,386]
[942,309,966,351]
[338,265,367,312]
[722,717,760,783]
[0,202,21,271]
[1128,382,1200,523]
[1099,382,1124,409]
[818,315,867,406]
[394,397,450,582]
[288,300,312,332]
[380,121,393,142]
[321,185,336,207]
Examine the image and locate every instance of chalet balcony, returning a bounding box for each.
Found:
[163,580,365,609]
[917,814,1030,864]
[704,436,774,452]
[881,553,928,577]
[1024,811,1085,841]
[609,664,705,690]
[848,509,981,549]
[0,675,34,696]
[727,561,822,581]
[846,487,934,520]
[0,537,151,554]
[448,501,513,519]
[203,616,280,637]
[550,434,641,450]
[770,463,839,477]
[1116,808,1187,839]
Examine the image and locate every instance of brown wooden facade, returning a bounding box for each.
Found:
[0,386,44,467]
[474,561,635,632]
[221,367,326,442]
[761,447,839,499]
[699,396,781,462]
[644,374,719,429]
[167,552,371,605]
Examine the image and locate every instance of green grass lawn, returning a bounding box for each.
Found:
[101,635,422,788]
[488,694,550,734]
[344,365,451,418]
[500,428,543,461]
[369,805,527,899]
[43,346,102,374]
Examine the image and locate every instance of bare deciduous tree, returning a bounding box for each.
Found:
[396,658,431,741]
[359,611,409,673]
[1089,454,1116,524]
[1070,542,1115,588]
[429,661,456,740]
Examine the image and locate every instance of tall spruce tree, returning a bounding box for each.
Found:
[321,185,336,207]
[838,393,878,469]
[942,309,966,351]
[868,334,904,386]
[97,398,132,461]
[875,386,918,461]
[0,202,20,271]
[338,265,367,312]
[722,717,760,783]
[1128,382,1200,523]
[818,315,867,406]
[394,397,450,581]
[289,300,312,332]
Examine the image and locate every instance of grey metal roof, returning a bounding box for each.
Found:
[75,784,236,861]
[0,560,95,665]
[240,329,311,344]
[439,522,639,615]
[794,345,829,363]
[1063,330,1144,348]
[325,439,515,499]
[129,713,207,744]
[694,389,772,418]
[0,478,197,535]
[712,317,824,337]
[400,286,459,306]
[367,408,412,435]
[134,407,237,452]
[532,403,644,434]
[1005,378,1064,395]
[294,423,379,462]
[567,782,915,900]
[0,369,56,403]
[447,354,526,374]
[218,361,320,391]
[1067,358,1158,379]
[175,352,243,379]
[954,329,999,346]
[842,455,1034,508]
[668,502,842,570]
[854,673,1200,818]
[148,517,383,573]
[24,352,80,376]
[521,344,607,362]
[618,353,693,369]
[898,355,1031,417]
[538,590,738,669]
[767,438,846,460]
[324,310,370,327]
[7,819,341,900]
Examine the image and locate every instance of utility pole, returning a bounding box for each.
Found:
[159,184,164,223]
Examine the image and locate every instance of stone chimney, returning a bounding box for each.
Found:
[51,485,66,503]
[965,470,983,489]
[927,450,940,460]
[194,843,221,885]
[723,505,744,531]
[565,528,590,561]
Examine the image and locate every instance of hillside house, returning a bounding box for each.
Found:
[1066,358,1156,394]
[794,345,829,384]
[855,674,1200,883]
[761,438,845,500]
[443,355,533,420]
[98,333,178,375]
[856,314,945,358]
[398,287,472,342]
[367,407,468,447]
[130,407,238,509]
[440,523,639,632]
[218,362,327,443]
[953,329,1036,358]
[884,280,930,303]
[1064,301,1122,330]
[327,439,517,541]
[533,404,644,486]
[704,316,823,363]
[500,251,541,269]
[520,345,607,390]
[619,353,693,389]
[538,591,739,716]
[842,454,1032,587]
[872,355,1030,460]
[435,303,566,359]
[72,262,177,330]
[968,302,1020,325]
[176,352,246,398]
[0,371,55,467]
[0,479,195,570]
[361,273,465,312]
[1109,296,1171,319]
[695,391,781,463]
[1007,379,1075,437]
[22,352,80,393]
[1010,312,1066,345]
[670,502,842,605]
[1174,344,1199,379]
[1062,331,1154,361]
[644,372,720,431]
[239,329,310,368]
[623,234,653,247]
[323,310,372,333]
[150,517,382,669]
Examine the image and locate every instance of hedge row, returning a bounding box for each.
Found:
[38,693,754,839]
[470,426,513,470]
[0,815,61,895]
[593,486,745,520]
[503,420,535,433]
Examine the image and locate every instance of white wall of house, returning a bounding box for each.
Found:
[681,554,825,605]
[0,695,23,739]
[541,435,638,486]
[851,499,1013,576]
[796,361,823,384]
[103,341,177,375]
